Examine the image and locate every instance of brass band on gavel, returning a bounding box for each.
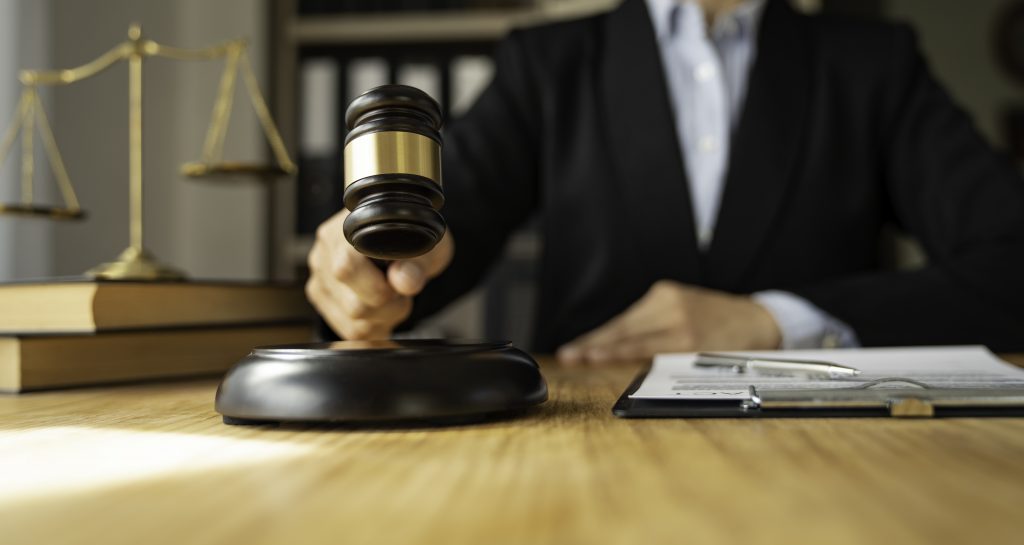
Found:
[341,85,446,261]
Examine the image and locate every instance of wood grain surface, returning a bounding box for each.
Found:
[1,357,1023,545]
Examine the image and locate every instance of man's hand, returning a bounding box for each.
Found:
[556,280,781,365]
[305,209,454,340]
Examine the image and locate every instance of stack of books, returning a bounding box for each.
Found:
[0,281,313,393]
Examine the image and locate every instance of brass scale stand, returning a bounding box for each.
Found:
[0,24,295,280]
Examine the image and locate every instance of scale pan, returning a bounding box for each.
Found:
[0,203,85,220]
[181,161,292,179]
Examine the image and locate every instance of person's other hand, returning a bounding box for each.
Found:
[555,280,781,365]
[306,209,454,340]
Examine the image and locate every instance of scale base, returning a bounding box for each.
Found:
[215,340,548,425]
[86,246,185,281]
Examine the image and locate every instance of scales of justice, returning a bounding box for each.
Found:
[0,23,295,280]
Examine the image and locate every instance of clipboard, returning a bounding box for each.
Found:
[613,369,1024,419]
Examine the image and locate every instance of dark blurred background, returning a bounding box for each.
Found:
[0,0,1021,348]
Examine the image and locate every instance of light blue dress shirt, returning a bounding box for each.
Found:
[644,0,858,348]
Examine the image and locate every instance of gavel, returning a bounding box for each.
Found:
[214,86,548,425]
[342,85,446,261]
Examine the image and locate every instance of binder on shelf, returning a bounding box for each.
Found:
[301,59,339,157]
[297,58,342,234]
[450,55,494,117]
[346,57,389,103]
[396,62,442,104]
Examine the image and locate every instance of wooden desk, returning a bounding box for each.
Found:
[2,357,1023,545]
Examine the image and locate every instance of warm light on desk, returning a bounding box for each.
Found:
[2,358,1024,545]
[0,426,310,505]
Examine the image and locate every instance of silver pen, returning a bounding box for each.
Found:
[695,352,861,379]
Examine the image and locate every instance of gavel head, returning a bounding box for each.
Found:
[342,85,446,260]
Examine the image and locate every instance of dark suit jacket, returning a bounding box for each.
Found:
[408,0,1024,352]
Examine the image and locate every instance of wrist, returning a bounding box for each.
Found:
[751,290,860,349]
[745,296,782,349]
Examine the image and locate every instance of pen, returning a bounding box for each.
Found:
[694,353,861,379]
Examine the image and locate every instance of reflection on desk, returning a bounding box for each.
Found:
[1,356,1023,545]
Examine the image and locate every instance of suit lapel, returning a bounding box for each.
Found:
[600,0,702,285]
[705,0,812,289]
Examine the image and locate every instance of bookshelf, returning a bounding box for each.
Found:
[291,9,550,44]
[290,1,620,43]
[268,0,616,345]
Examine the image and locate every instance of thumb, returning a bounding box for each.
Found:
[387,231,454,296]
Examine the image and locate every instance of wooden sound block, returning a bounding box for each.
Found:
[215,339,547,425]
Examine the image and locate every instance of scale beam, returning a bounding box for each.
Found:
[0,23,296,281]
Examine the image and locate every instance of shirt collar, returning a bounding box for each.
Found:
[645,0,767,42]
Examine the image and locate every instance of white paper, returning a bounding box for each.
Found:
[629,346,1024,400]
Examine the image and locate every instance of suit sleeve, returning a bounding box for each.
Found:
[405,31,543,324]
[790,26,1024,351]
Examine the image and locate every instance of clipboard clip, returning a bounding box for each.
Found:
[742,382,937,418]
[861,378,934,416]
[856,377,932,390]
